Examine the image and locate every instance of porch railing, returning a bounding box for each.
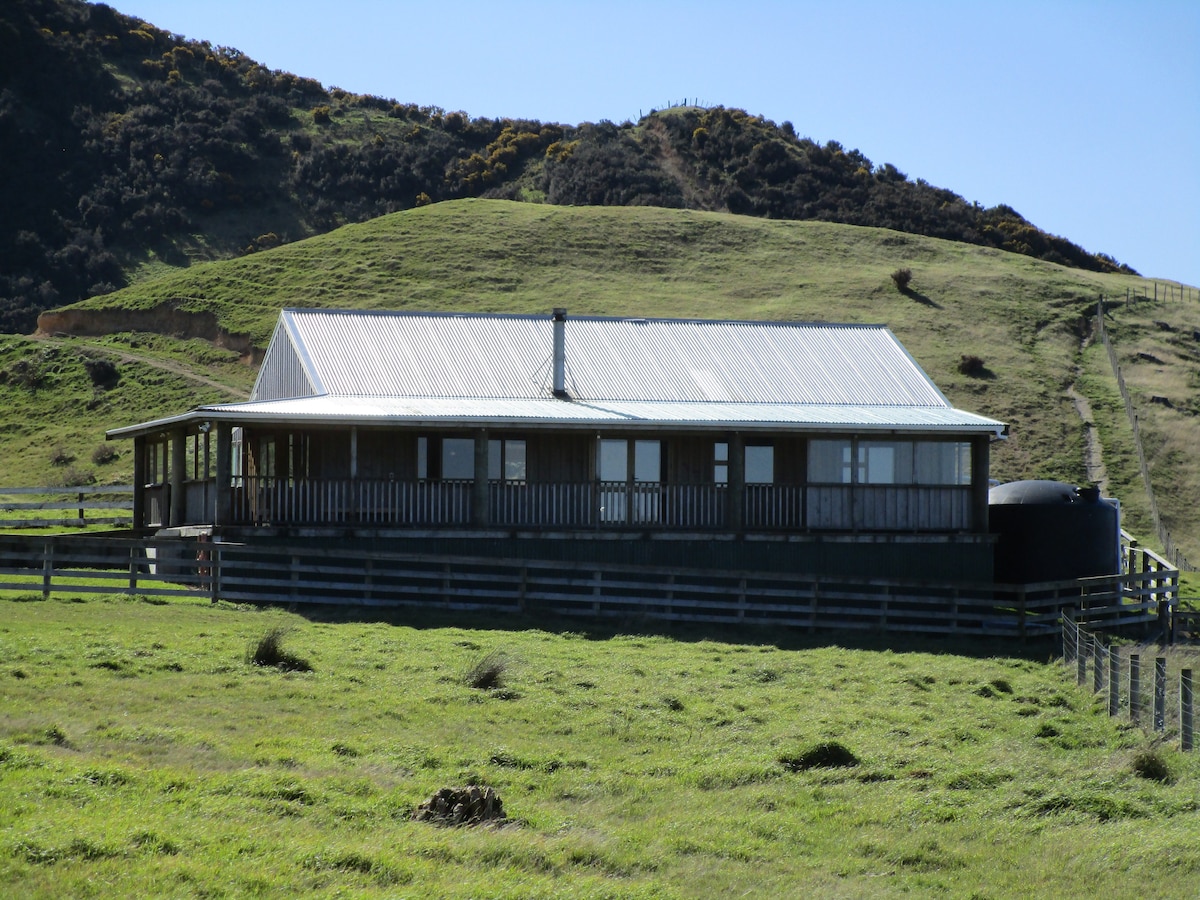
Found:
[223,476,973,532]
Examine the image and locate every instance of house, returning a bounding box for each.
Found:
[106,308,1007,581]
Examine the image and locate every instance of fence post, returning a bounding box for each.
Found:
[210,542,220,604]
[1130,654,1141,724]
[42,541,53,600]
[1109,648,1120,716]
[1093,640,1106,694]
[1155,657,1167,732]
[1182,669,1194,751]
[1077,628,1088,686]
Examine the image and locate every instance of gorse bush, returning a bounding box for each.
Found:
[891,267,913,292]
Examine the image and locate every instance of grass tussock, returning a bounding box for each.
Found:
[463,650,509,690]
[246,627,312,672]
[779,741,860,771]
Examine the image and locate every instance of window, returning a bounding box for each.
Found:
[808,439,849,483]
[417,436,428,480]
[860,441,913,485]
[914,441,971,485]
[809,438,972,485]
[441,438,474,480]
[745,444,774,484]
[714,441,728,484]
[488,439,527,481]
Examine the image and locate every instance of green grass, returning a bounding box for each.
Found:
[2,594,1199,897]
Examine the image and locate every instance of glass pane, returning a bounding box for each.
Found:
[808,439,846,483]
[714,441,728,462]
[442,438,474,480]
[914,441,972,485]
[505,440,526,481]
[599,439,627,482]
[714,463,728,485]
[488,439,502,480]
[634,440,660,483]
[745,445,773,484]
[417,436,428,480]
[864,444,894,484]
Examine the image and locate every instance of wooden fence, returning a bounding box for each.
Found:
[0,485,134,529]
[1062,617,1195,750]
[0,533,1174,639]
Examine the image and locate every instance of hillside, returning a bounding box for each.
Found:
[17,199,1200,562]
[0,0,1139,335]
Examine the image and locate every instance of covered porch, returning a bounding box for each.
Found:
[121,420,991,535]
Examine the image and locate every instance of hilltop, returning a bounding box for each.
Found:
[0,0,1138,334]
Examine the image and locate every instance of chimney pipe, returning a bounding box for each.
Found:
[552,308,568,398]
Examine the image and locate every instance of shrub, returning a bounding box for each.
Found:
[83,357,120,390]
[91,444,119,465]
[311,105,331,125]
[50,446,74,466]
[958,355,988,377]
[58,466,95,487]
[246,627,312,672]
[464,650,508,690]
[890,268,913,292]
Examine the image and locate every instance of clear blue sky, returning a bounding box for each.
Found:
[108,0,1199,288]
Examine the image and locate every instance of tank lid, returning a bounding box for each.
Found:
[988,480,1099,505]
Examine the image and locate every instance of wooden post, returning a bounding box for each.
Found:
[1155,657,1167,732]
[1181,669,1194,751]
[1093,640,1105,694]
[473,429,489,528]
[214,422,232,526]
[1076,628,1087,686]
[132,435,147,528]
[169,427,186,526]
[971,436,989,532]
[42,541,53,600]
[1130,654,1141,724]
[727,433,745,532]
[1108,647,1120,716]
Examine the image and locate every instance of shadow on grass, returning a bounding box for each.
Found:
[278,599,1056,661]
[898,286,942,309]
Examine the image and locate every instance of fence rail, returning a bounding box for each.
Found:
[0,485,134,529]
[0,533,1174,639]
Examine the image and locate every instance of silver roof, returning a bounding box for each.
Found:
[111,309,1007,438]
[252,309,955,407]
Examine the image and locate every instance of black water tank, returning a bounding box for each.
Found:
[989,480,1120,583]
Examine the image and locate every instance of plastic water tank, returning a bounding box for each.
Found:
[989,480,1120,583]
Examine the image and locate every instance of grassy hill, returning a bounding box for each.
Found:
[11,199,1200,560]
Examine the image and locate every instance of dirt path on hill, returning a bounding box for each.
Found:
[30,335,251,399]
[1068,327,1108,492]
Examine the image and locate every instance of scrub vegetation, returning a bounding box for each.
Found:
[2,593,1200,898]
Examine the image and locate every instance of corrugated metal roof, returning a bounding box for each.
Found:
[275,309,953,407]
[193,395,1002,433]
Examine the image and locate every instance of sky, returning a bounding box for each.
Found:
[107,1,1199,288]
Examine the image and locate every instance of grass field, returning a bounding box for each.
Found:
[2,593,1200,898]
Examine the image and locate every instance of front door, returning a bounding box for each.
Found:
[599,439,661,524]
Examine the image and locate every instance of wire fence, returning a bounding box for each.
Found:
[1062,617,1197,750]
[1095,300,1193,571]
